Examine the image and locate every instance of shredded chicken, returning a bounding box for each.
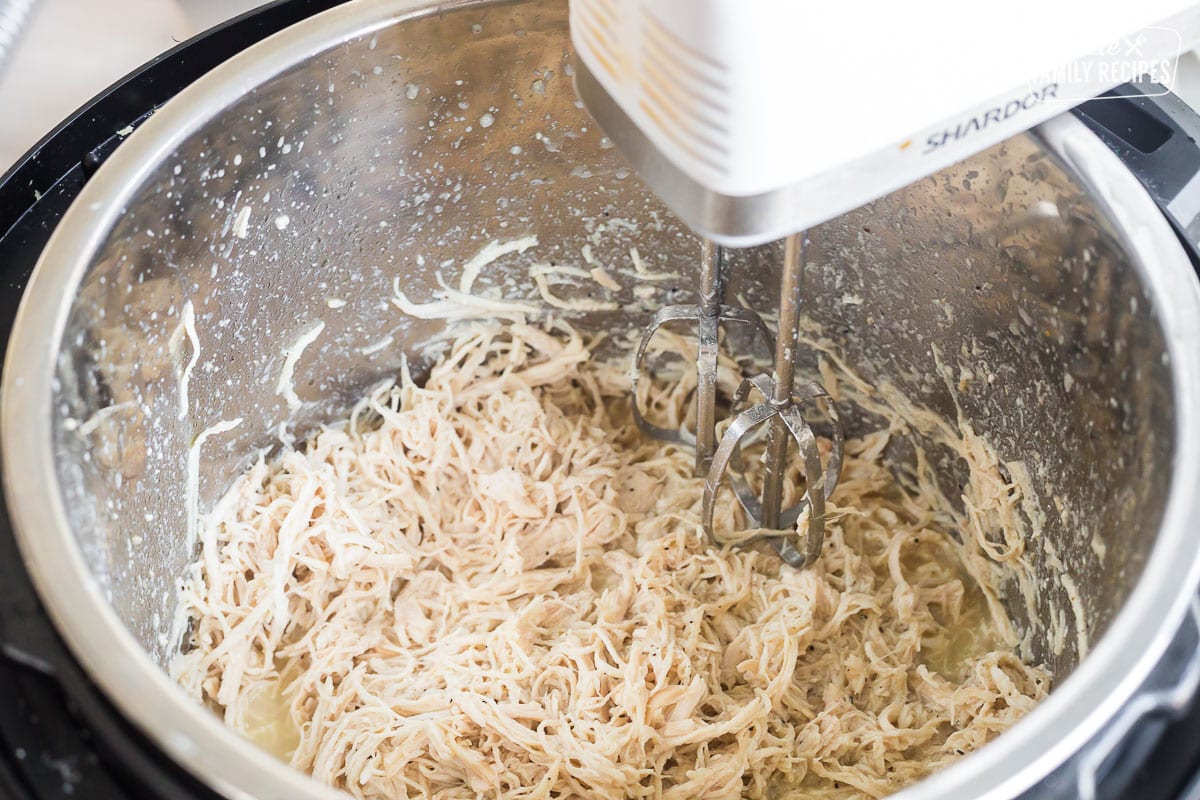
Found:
[173,321,1050,799]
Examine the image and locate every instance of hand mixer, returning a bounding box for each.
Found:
[569,0,1200,567]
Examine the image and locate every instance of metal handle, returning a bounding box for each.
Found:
[1075,596,1200,800]
[1073,81,1200,245]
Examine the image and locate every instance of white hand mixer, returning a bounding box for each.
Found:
[569,0,1200,566]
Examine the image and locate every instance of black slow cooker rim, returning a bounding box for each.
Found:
[0,3,350,797]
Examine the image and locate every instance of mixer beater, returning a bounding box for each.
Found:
[632,234,844,568]
[630,239,773,473]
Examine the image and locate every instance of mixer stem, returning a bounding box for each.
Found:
[630,241,773,468]
[760,233,804,528]
[693,239,723,475]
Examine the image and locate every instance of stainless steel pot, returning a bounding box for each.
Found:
[4,1,1200,798]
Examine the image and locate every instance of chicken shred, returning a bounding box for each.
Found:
[172,321,1050,799]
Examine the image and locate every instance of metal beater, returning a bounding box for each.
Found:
[632,233,844,568]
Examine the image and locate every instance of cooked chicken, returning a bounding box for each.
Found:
[173,320,1049,800]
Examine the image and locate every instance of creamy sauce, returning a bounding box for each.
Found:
[238,678,300,760]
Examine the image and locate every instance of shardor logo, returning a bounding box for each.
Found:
[923,84,1058,153]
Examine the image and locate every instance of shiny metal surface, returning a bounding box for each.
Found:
[629,242,772,459]
[690,238,722,475]
[700,232,845,567]
[759,233,805,531]
[2,2,1200,800]
[705,373,843,568]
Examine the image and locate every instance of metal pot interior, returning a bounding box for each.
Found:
[23,0,1189,793]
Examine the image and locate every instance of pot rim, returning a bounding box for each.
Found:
[3,1,1200,798]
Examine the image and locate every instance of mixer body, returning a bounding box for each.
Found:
[568,0,1200,245]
